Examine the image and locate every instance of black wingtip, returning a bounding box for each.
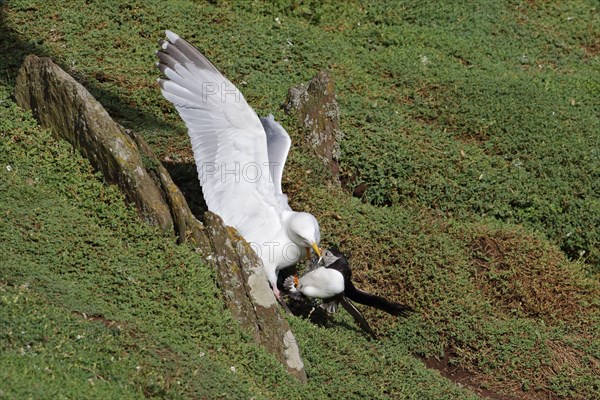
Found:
[345,281,414,318]
[385,302,415,317]
[156,62,167,75]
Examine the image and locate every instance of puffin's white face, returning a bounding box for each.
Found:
[288,212,321,258]
[321,250,341,267]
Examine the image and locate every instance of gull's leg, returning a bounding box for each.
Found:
[270,278,293,314]
[272,284,281,299]
[275,288,292,314]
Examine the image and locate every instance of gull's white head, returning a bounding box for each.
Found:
[288,212,321,258]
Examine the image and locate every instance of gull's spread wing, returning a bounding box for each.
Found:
[156,30,285,239]
[259,114,291,195]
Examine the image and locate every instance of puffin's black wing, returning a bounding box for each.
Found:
[325,248,414,317]
[345,281,414,317]
[340,297,377,340]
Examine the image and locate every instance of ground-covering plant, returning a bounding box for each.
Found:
[2,1,598,398]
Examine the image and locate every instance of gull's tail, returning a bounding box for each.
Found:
[344,280,413,317]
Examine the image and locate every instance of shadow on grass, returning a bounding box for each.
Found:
[0,5,207,220]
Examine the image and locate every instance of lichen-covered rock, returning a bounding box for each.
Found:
[14,55,173,232]
[13,54,307,382]
[126,128,211,250]
[284,70,343,181]
[204,213,307,382]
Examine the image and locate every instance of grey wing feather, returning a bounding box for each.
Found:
[320,300,339,314]
[283,275,296,292]
[158,32,226,82]
[260,114,291,195]
[283,276,304,300]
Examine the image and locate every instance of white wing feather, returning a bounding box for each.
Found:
[259,114,291,195]
[157,30,285,240]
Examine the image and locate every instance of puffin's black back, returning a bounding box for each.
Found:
[323,248,352,281]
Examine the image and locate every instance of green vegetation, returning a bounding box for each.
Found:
[1,1,598,399]
[0,94,474,399]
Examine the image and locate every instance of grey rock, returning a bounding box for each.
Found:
[14,54,174,232]
[125,128,211,249]
[284,70,343,181]
[204,213,307,382]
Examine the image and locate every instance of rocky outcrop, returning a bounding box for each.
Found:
[14,54,306,382]
[15,55,174,232]
[284,70,343,182]
[126,127,211,249]
[204,213,306,382]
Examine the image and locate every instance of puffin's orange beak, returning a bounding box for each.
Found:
[293,275,299,288]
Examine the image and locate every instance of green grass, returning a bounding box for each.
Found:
[2,1,599,399]
[0,96,476,399]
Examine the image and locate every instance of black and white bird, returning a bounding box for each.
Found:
[284,249,413,338]
[156,31,322,303]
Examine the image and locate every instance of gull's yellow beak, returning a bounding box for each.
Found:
[311,243,322,258]
[305,243,322,259]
